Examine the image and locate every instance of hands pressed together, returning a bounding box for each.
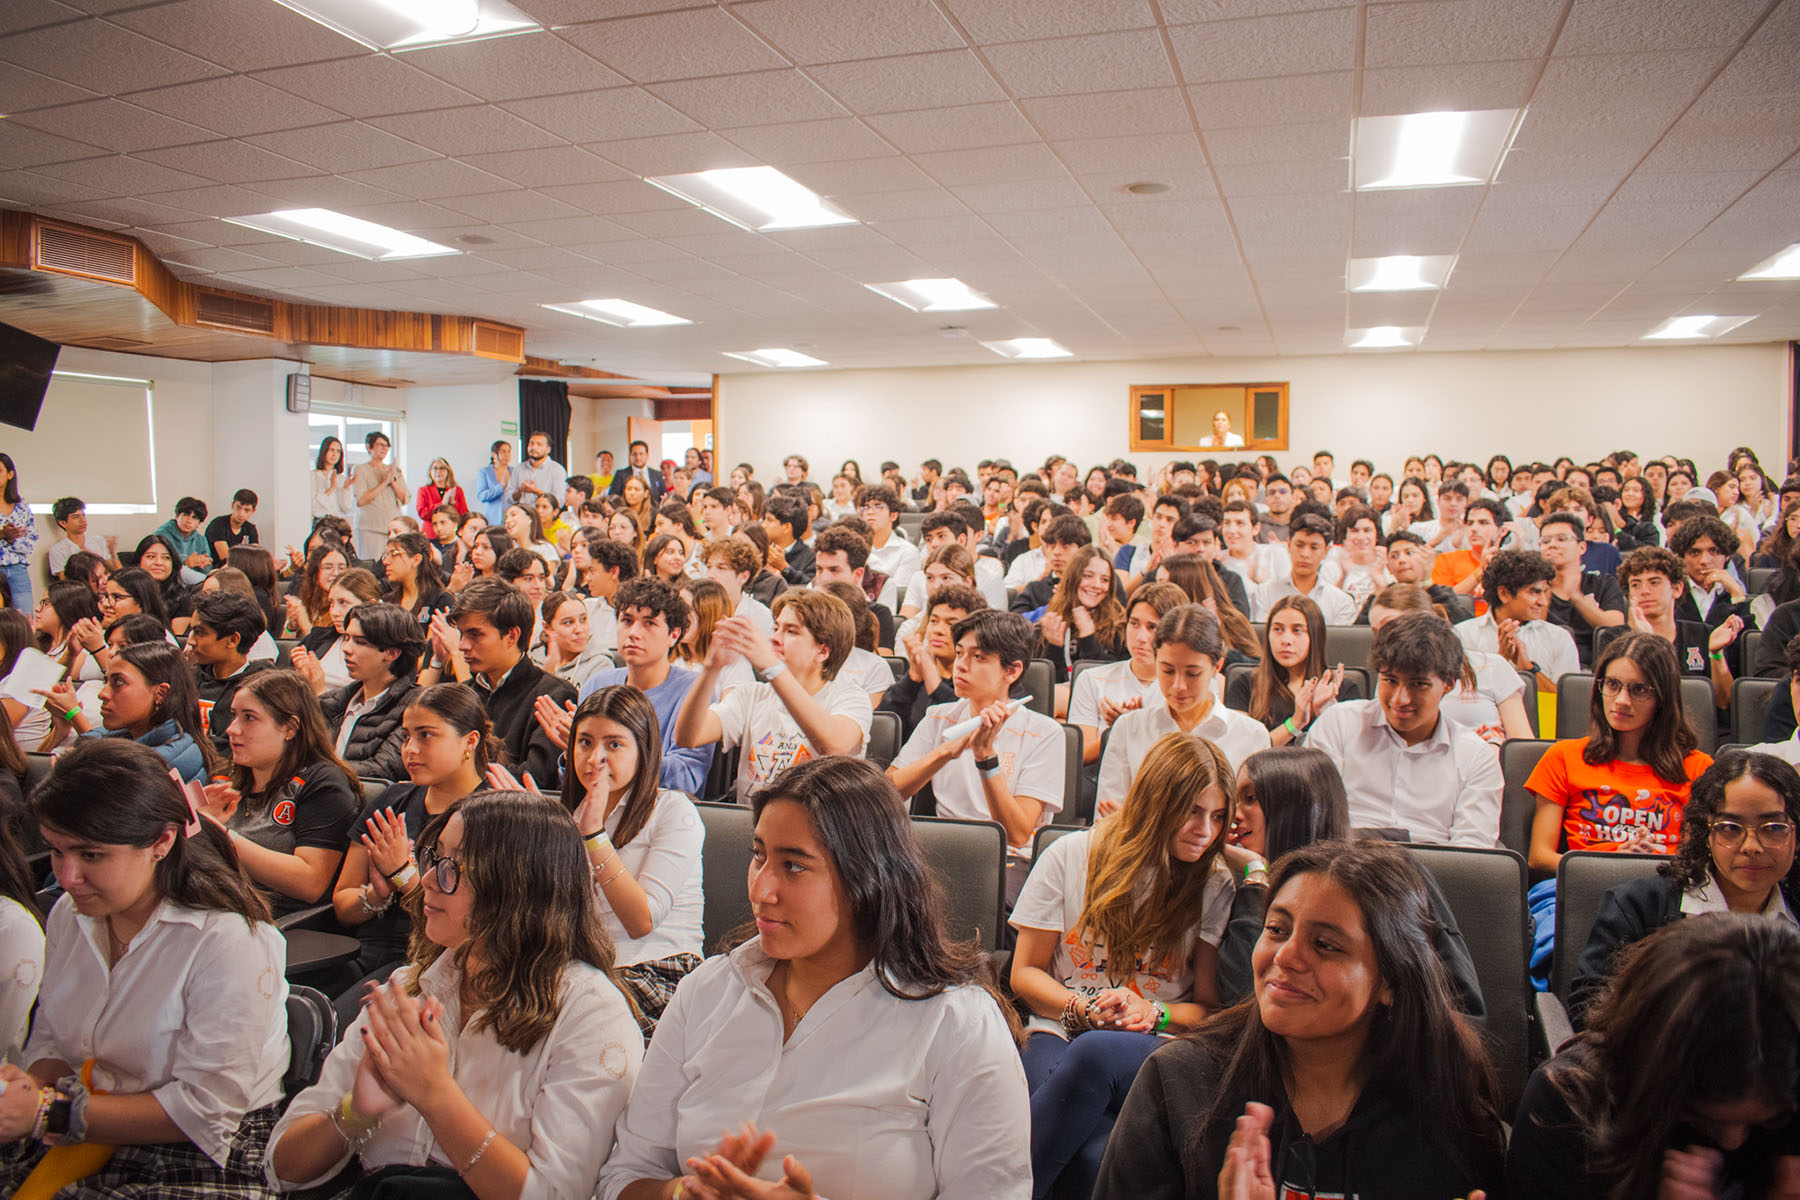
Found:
[679,1122,817,1200]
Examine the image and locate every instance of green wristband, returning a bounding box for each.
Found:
[62,706,80,723]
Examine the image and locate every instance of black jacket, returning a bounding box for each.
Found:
[319,677,418,782]
[1755,599,1800,677]
[878,671,957,739]
[746,568,789,609]
[196,660,274,757]
[1095,1038,1504,1200]
[472,658,576,789]
[1567,872,1685,1028]
[1215,875,1486,1018]
[777,539,816,586]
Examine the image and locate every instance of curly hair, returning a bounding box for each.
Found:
[1659,750,1800,906]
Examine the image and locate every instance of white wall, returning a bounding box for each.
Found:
[717,343,1792,482]
[402,382,512,499]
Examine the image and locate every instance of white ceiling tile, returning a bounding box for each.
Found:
[127,75,345,137]
[133,182,290,217]
[1187,71,1354,128]
[500,88,702,143]
[49,194,199,226]
[842,187,970,220]
[785,154,938,193]
[245,174,405,210]
[939,0,1152,43]
[1169,9,1356,83]
[29,152,208,193]
[983,205,1114,237]
[1609,170,1763,207]
[1353,188,1484,254]
[557,9,789,84]
[439,189,588,223]
[11,99,218,154]
[0,168,105,206]
[0,117,104,168]
[808,50,1005,113]
[585,130,760,175]
[1556,0,1773,55]
[254,56,480,119]
[337,200,472,229]
[1461,202,1599,253]
[605,206,749,237]
[1204,120,1348,165]
[1049,132,1205,174]
[0,19,222,92]
[341,158,516,199]
[160,245,283,273]
[112,0,359,72]
[723,118,896,164]
[982,29,1173,97]
[459,145,633,187]
[948,176,1091,212]
[862,101,1034,152]
[1019,87,1190,140]
[1359,59,1542,115]
[1749,0,1800,45]
[369,105,566,156]
[735,0,964,64]
[243,121,440,172]
[1364,0,1564,68]
[648,69,849,127]
[399,30,628,101]
[0,63,95,112]
[501,214,640,243]
[1215,157,1347,195]
[539,178,686,214]
[0,0,80,34]
[913,141,1069,185]
[134,139,320,185]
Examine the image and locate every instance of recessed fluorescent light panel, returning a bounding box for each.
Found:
[1347,325,1423,349]
[541,300,690,328]
[645,167,857,232]
[981,338,1072,359]
[865,278,996,312]
[1352,110,1521,190]
[270,0,537,49]
[1739,243,1800,281]
[223,209,458,260]
[722,348,829,368]
[1641,314,1753,341]
[1348,254,1456,292]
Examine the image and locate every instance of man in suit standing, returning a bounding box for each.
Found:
[608,438,666,502]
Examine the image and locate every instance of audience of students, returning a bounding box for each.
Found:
[316,602,426,782]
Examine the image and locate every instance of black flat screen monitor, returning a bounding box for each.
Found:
[0,321,58,432]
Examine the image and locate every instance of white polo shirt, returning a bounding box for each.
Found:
[1250,574,1358,624]
[893,699,1065,855]
[1096,698,1271,809]
[1453,612,1580,684]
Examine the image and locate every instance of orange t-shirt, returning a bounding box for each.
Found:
[1430,549,1486,614]
[1525,737,1713,854]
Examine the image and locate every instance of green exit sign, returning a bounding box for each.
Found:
[499,420,519,436]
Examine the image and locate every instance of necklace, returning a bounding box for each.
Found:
[106,919,131,963]
[771,964,812,1025]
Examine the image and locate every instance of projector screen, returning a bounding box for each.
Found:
[12,371,157,513]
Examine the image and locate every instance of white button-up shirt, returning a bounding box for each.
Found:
[1250,575,1358,624]
[1453,612,1580,683]
[0,896,43,1065]
[868,535,923,612]
[25,897,288,1166]
[270,956,642,1197]
[603,789,705,967]
[1305,699,1503,847]
[1097,698,1272,808]
[597,939,1030,1200]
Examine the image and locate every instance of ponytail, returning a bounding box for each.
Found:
[406,682,505,773]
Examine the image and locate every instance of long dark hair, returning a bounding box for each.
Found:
[1544,915,1800,1200]
[1241,747,1349,862]
[750,757,998,1005]
[1585,631,1697,783]
[227,545,284,637]
[1249,595,1327,724]
[114,641,225,776]
[225,669,358,797]
[406,792,619,1053]
[0,609,30,677]
[1661,751,1800,909]
[405,683,504,775]
[315,435,344,476]
[133,533,190,608]
[32,739,270,923]
[298,544,347,625]
[1159,554,1260,656]
[107,567,168,625]
[42,579,100,645]
[1190,840,1503,1179]
[0,783,36,925]
[384,532,445,615]
[0,453,20,505]
[559,686,661,849]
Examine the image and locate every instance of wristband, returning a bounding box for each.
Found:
[386,861,420,891]
[1281,716,1298,737]
[756,660,788,684]
[1242,859,1269,884]
[1709,649,1725,661]
[583,830,613,856]
[62,706,81,723]
[1153,1000,1171,1033]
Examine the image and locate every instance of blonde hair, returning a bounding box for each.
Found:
[429,457,457,489]
[1075,733,1234,979]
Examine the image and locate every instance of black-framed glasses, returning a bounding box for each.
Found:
[1709,819,1796,847]
[419,848,462,894]
[1281,1137,1316,1200]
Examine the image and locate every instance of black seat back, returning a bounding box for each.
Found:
[696,802,754,953]
[1552,850,1665,1003]
[284,984,339,1096]
[1557,672,1717,752]
[911,817,1007,950]
[866,711,902,770]
[1498,739,1553,862]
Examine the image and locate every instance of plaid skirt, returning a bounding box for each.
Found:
[0,1103,282,1199]
[616,952,702,1036]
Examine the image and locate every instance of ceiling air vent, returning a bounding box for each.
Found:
[195,290,277,335]
[472,321,524,362]
[32,222,136,285]
[83,336,152,351]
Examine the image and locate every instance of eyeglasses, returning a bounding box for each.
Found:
[1709,819,1796,847]
[1599,677,1656,702]
[419,847,462,894]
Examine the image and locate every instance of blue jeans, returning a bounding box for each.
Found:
[0,562,31,611]
[1023,1030,1162,1200]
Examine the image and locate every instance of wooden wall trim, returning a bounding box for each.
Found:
[0,209,526,364]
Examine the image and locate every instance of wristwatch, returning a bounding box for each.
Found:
[44,1094,70,1138]
[755,661,788,684]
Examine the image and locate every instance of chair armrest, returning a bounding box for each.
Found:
[1534,990,1574,1058]
[275,903,337,933]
